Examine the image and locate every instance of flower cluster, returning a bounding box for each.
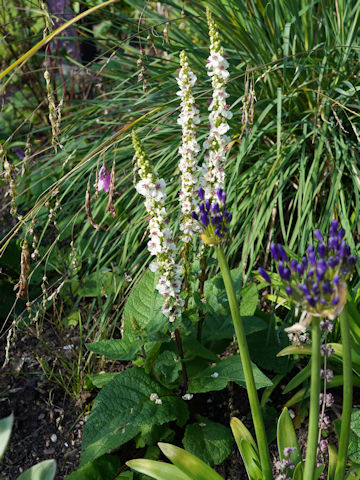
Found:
[176,50,201,242]
[259,220,357,321]
[191,187,232,245]
[132,131,184,323]
[201,7,232,199]
[95,164,111,193]
[274,447,296,480]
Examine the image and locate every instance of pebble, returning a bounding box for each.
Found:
[50,434,57,443]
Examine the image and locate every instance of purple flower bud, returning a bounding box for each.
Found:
[211,202,219,213]
[348,255,357,266]
[339,241,347,259]
[214,226,221,237]
[328,236,339,250]
[307,268,314,280]
[200,213,209,228]
[308,245,315,253]
[258,267,271,283]
[315,230,324,243]
[333,275,340,286]
[297,263,304,275]
[190,211,198,220]
[278,262,291,281]
[204,199,211,211]
[226,212,232,223]
[320,440,328,453]
[309,251,316,266]
[338,228,345,240]
[332,297,339,306]
[286,286,292,295]
[306,295,316,307]
[277,244,289,262]
[320,298,326,305]
[316,259,327,282]
[299,283,310,295]
[329,219,339,236]
[290,259,298,271]
[283,447,297,457]
[198,187,205,200]
[216,188,226,203]
[318,244,327,258]
[270,242,280,261]
[302,256,308,269]
[328,256,339,268]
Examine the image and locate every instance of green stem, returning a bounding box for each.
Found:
[303,317,321,479]
[335,305,352,480]
[215,246,273,480]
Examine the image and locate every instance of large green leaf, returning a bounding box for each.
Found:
[182,417,233,466]
[86,337,140,360]
[17,460,56,480]
[0,414,13,460]
[277,408,302,467]
[81,367,188,465]
[123,270,166,341]
[188,356,272,393]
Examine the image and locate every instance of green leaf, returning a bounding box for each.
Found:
[158,443,224,480]
[65,454,122,479]
[293,462,303,480]
[230,417,257,452]
[239,440,262,480]
[182,417,233,466]
[327,445,337,480]
[188,356,272,394]
[240,284,258,316]
[277,408,302,466]
[153,350,182,385]
[182,337,219,362]
[17,460,56,480]
[81,367,188,465]
[348,409,360,465]
[277,345,312,356]
[282,361,311,394]
[345,463,360,479]
[123,270,165,341]
[86,373,120,389]
[86,337,140,360]
[126,459,192,480]
[0,414,13,460]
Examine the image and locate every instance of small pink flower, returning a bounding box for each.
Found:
[96,165,111,193]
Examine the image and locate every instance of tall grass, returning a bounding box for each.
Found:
[1,0,359,361]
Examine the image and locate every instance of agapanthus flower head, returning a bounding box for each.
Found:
[95,164,111,193]
[258,220,357,321]
[191,188,231,245]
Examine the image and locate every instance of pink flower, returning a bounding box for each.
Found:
[96,165,111,193]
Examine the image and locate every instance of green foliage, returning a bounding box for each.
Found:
[81,367,189,465]
[17,460,56,480]
[0,414,13,460]
[188,355,272,393]
[277,408,302,472]
[66,454,122,480]
[183,417,233,466]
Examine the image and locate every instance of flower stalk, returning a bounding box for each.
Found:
[335,304,352,480]
[215,245,273,480]
[303,317,321,479]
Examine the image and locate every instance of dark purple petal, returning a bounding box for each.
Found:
[204,199,211,211]
[306,295,316,307]
[200,213,209,228]
[315,230,324,243]
[277,244,289,262]
[258,267,271,283]
[328,236,339,250]
[199,202,205,213]
[302,256,308,269]
[309,252,316,266]
[320,298,326,305]
[338,228,345,240]
[297,264,304,275]
[190,211,198,220]
[198,187,205,200]
[333,275,341,286]
[290,259,298,271]
[270,242,280,261]
[299,283,310,295]
[214,226,221,237]
[211,202,219,213]
[308,245,315,253]
[286,286,292,295]
[329,219,338,236]
[316,259,327,282]
[318,244,327,258]
[226,212,232,222]
[332,297,339,306]
[348,255,357,266]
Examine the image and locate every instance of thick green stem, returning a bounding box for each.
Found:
[215,246,273,480]
[304,317,321,479]
[335,305,352,480]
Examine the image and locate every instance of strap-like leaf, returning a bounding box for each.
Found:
[158,443,224,480]
[126,459,192,480]
[277,408,302,466]
[230,417,258,452]
[17,459,56,480]
[327,445,337,480]
[0,414,13,460]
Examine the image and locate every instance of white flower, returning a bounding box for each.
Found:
[211,372,219,378]
[177,50,200,243]
[132,131,183,324]
[201,8,232,199]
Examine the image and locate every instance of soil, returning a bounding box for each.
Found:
[1,321,354,480]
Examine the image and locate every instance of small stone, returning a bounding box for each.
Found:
[50,434,57,443]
